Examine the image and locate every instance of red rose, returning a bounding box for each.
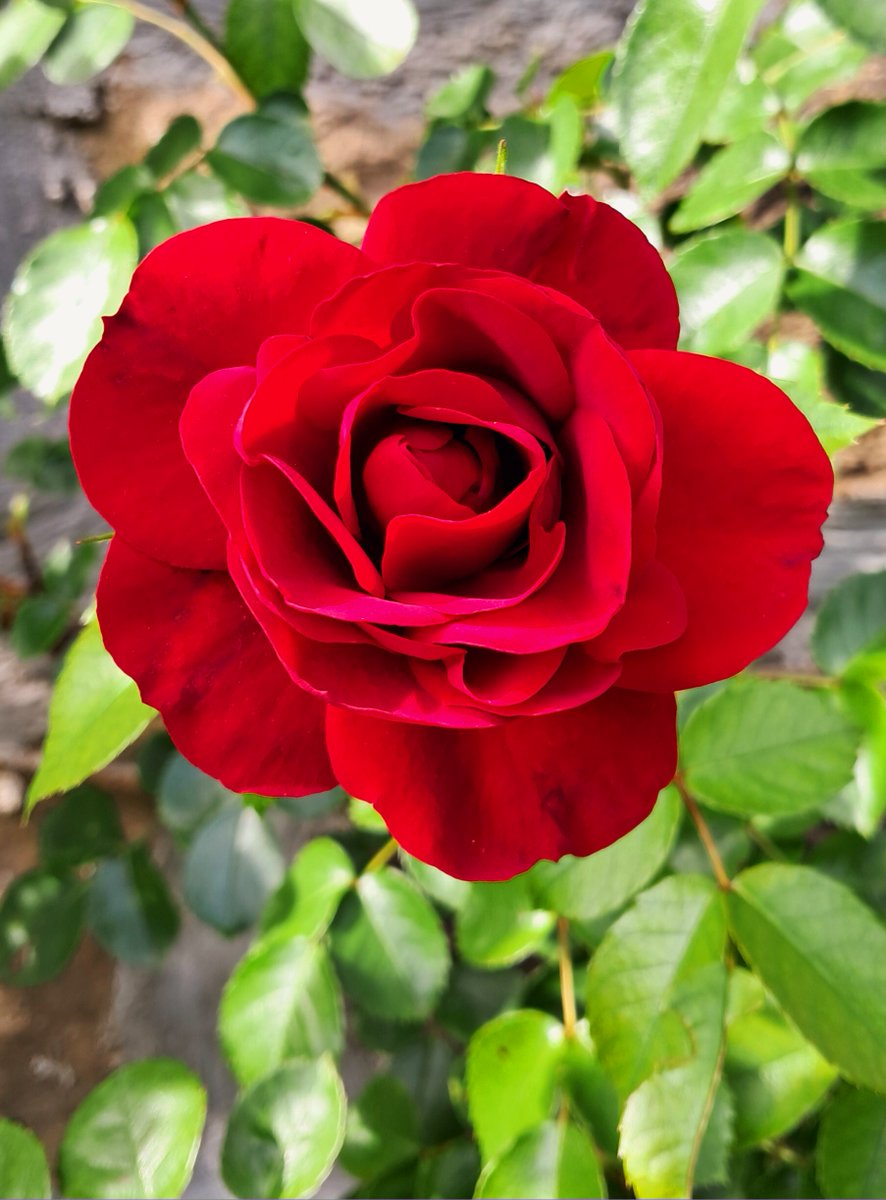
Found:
[70,173,831,880]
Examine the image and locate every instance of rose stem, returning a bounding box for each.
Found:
[557,916,577,1038]
[674,774,732,891]
[363,836,399,873]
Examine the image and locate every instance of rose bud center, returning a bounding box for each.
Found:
[362,416,501,527]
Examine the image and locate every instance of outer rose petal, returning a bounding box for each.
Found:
[326,689,677,880]
[71,218,370,569]
[97,538,334,795]
[360,173,678,350]
[620,351,833,691]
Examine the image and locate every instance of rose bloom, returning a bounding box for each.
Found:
[70,173,831,880]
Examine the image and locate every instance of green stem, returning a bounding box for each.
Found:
[364,837,398,873]
[323,171,371,217]
[675,774,732,891]
[494,138,508,175]
[557,916,577,1038]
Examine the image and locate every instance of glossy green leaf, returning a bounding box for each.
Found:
[330,868,449,1020]
[183,806,283,935]
[221,1057,346,1199]
[817,1086,886,1198]
[426,63,494,123]
[619,963,730,1198]
[0,869,85,986]
[476,1120,606,1199]
[144,114,201,179]
[163,170,250,228]
[797,102,886,210]
[727,1000,836,1147]
[38,785,124,870]
[531,786,681,920]
[3,217,137,404]
[261,836,355,937]
[466,1009,565,1162]
[548,50,612,110]
[402,853,471,912]
[5,434,78,491]
[292,0,417,79]
[225,0,310,98]
[829,684,886,838]
[456,875,555,967]
[130,191,177,256]
[561,1022,621,1156]
[59,1059,206,1199]
[766,340,876,455]
[753,0,866,111]
[496,101,582,193]
[670,229,783,354]
[825,346,886,418]
[586,873,727,1101]
[340,1074,420,1180]
[0,0,66,90]
[703,59,779,142]
[156,754,235,838]
[208,98,322,206]
[815,0,886,50]
[87,843,180,965]
[681,678,860,817]
[788,219,886,371]
[726,863,886,1092]
[612,0,765,192]
[28,619,155,807]
[415,122,489,179]
[813,571,886,676]
[219,935,343,1085]
[0,1120,51,1200]
[671,131,789,232]
[43,3,133,84]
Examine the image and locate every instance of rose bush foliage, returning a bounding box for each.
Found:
[69,172,831,879]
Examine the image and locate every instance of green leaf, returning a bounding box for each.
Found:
[156,754,235,838]
[829,684,886,838]
[27,619,155,807]
[5,435,78,491]
[0,1119,51,1200]
[415,123,489,179]
[670,229,783,354]
[330,868,449,1021]
[11,594,72,657]
[219,935,343,1086]
[402,853,471,911]
[59,1059,205,1198]
[815,0,886,50]
[671,131,789,233]
[797,102,886,211]
[560,1022,621,1157]
[466,1009,565,1163]
[0,868,85,986]
[726,999,837,1147]
[681,678,860,817]
[817,1086,886,1198]
[340,1074,420,1180]
[292,0,417,79]
[726,863,886,1092]
[183,805,284,934]
[586,873,727,1102]
[531,786,681,921]
[813,571,886,677]
[38,785,124,871]
[130,191,177,256]
[144,114,201,179]
[456,875,555,967]
[43,3,133,84]
[436,962,523,1042]
[224,0,310,98]
[753,0,866,111]
[548,50,612,110]
[496,104,582,194]
[415,1139,480,1199]
[87,843,180,965]
[221,1057,346,1199]
[703,59,780,143]
[475,1120,606,1200]
[612,0,765,192]
[391,1037,459,1144]
[825,346,886,419]
[619,964,730,1198]
[3,217,137,404]
[261,836,355,938]
[766,339,876,455]
[0,0,66,90]
[208,98,322,206]
[426,63,494,123]
[163,170,250,228]
[788,218,886,372]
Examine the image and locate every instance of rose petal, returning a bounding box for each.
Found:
[326,688,677,880]
[620,351,832,690]
[71,218,369,569]
[97,538,334,795]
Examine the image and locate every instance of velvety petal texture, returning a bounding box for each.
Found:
[70,171,833,881]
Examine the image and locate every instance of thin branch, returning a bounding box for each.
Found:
[557,916,577,1038]
[363,836,398,873]
[674,774,732,891]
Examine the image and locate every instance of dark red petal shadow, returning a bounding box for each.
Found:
[326,689,677,880]
[620,350,833,691]
[97,538,334,795]
[71,218,370,569]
